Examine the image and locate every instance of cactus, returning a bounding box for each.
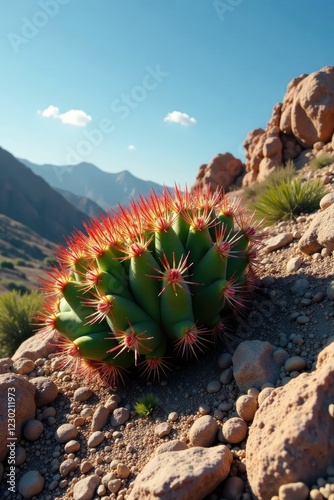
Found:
[37,186,262,385]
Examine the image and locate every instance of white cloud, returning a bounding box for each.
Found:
[38,105,92,127]
[128,145,136,150]
[164,110,197,127]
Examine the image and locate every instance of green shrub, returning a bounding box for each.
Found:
[309,153,334,171]
[250,176,327,224]
[43,256,57,267]
[0,290,42,358]
[0,260,15,270]
[134,393,159,417]
[14,258,27,266]
[2,280,30,294]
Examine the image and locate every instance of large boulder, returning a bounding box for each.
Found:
[298,203,334,255]
[246,342,334,500]
[12,331,57,362]
[193,153,244,191]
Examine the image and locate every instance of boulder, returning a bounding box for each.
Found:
[298,203,334,254]
[128,445,233,500]
[12,331,57,362]
[193,153,244,191]
[246,342,334,500]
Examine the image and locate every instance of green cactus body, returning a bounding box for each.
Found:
[38,186,262,385]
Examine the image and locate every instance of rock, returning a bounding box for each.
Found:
[193,153,244,191]
[235,394,258,421]
[220,368,233,385]
[291,278,310,296]
[206,380,221,393]
[220,476,245,500]
[87,431,105,448]
[23,419,44,441]
[286,257,303,273]
[220,417,248,444]
[117,463,131,479]
[64,440,80,453]
[0,357,13,374]
[246,343,334,499]
[265,233,294,253]
[55,423,78,443]
[0,373,36,462]
[320,192,334,210]
[73,474,100,500]
[232,340,281,392]
[15,446,26,466]
[155,422,172,438]
[299,203,334,254]
[284,356,306,372]
[29,376,58,407]
[110,407,130,426]
[188,415,219,447]
[73,387,94,402]
[12,331,57,361]
[60,458,79,477]
[278,482,309,500]
[326,280,334,300]
[154,440,188,456]
[18,470,44,498]
[218,352,232,370]
[11,358,35,375]
[91,405,109,432]
[128,445,233,500]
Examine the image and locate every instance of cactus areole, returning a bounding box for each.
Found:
[38,186,262,385]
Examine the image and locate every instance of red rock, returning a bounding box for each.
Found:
[193,153,244,191]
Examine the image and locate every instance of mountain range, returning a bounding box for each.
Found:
[21,159,168,211]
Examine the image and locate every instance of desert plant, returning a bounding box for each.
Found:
[14,258,27,266]
[250,176,327,224]
[2,280,29,294]
[0,260,15,269]
[0,290,42,358]
[134,393,159,416]
[309,153,334,171]
[37,186,263,385]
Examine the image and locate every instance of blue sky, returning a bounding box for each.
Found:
[0,0,334,186]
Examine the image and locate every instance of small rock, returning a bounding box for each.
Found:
[154,440,188,456]
[291,278,310,296]
[88,431,105,448]
[218,352,232,369]
[320,192,334,210]
[220,476,245,500]
[64,440,80,453]
[285,356,306,372]
[155,422,172,438]
[73,474,100,500]
[206,380,221,393]
[286,257,303,273]
[220,368,233,385]
[105,396,119,412]
[116,463,130,479]
[296,316,310,324]
[108,478,122,494]
[326,281,334,300]
[81,461,94,474]
[29,376,58,407]
[15,446,26,466]
[73,387,93,402]
[18,470,45,498]
[60,459,79,477]
[189,415,219,447]
[110,407,130,426]
[91,405,109,432]
[11,358,35,375]
[258,387,275,406]
[168,412,179,422]
[23,419,44,441]
[278,481,309,500]
[273,348,290,367]
[236,395,258,421]
[55,423,78,443]
[265,233,294,253]
[221,417,248,444]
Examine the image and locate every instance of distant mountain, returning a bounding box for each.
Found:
[0,148,90,242]
[56,188,105,217]
[20,159,169,211]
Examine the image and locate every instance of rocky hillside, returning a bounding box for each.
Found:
[194,65,334,192]
[0,148,90,243]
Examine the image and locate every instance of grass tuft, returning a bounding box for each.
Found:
[309,153,334,171]
[134,393,159,416]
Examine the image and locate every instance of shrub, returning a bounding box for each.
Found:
[2,280,29,294]
[134,393,159,416]
[250,176,327,224]
[43,256,57,267]
[0,260,15,270]
[309,153,334,171]
[14,258,27,266]
[0,290,42,358]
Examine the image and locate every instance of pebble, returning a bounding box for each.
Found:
[236,394,258,421]
[18,470,45,498]
[278,481,309,499]
[117,463,131,479]
[23,419,44,441]
[91,405,109,431]
[73,474,100,500]
[30,376,59,407]
[291,278,310,296]
[220,476,245,500]
[81,460,94,474]
[218,352,232,369]
[218,401,233,412]
[261,276,275,287]
[105,396,119,413]
[155,422,172,438]
[73,386,94,402]
[326,281,334,300]
[15,446,26,466]
[198,404,211,415]
[88,431,105,448]
[55,423,79,443]
[285,356,306,372]
[189,415,219,447]
[320,192,334,210]
[273,348,290,367]
[286,257,302,273]
[108,478,122,494]
[60,459,79,477]
[154,440,188,456]
[168,412,179,422]
[12,358,35,375]
[265,233,294,253]
[64,440,80,453]
[220,368,233,385]
[206,380,221,393]
[258,387,275,406]
[111,407,130,426]
[296,316,310,324]
[220,417,248,444]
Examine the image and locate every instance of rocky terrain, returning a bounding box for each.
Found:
[0,65,334,500]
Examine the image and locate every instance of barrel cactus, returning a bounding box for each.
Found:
[38,186,262,385]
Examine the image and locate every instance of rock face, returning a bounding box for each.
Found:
[242,66,334,186]
[0,373,36,462]
[128,445,233,500]
[246,342,334,500]
[298,203,334,255]
[193,153,244,192]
